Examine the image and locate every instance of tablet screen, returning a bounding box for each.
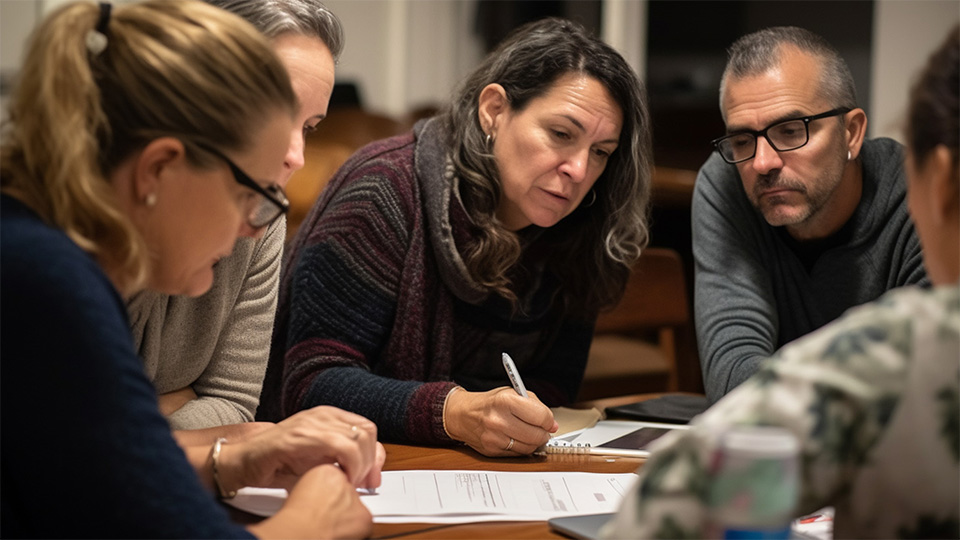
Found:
[601,427,673,451]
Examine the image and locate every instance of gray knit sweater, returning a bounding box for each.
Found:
[693,138,929,402]
[127,218,284,429]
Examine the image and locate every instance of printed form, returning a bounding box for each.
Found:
[362,470,637,523]
[228,470,638,524]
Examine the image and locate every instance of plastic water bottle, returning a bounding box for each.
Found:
[706,425,800,539]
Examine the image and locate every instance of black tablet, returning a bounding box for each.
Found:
[604,394,709,424]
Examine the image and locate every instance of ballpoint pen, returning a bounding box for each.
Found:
[502,352,529,398]
[504,351,562,454]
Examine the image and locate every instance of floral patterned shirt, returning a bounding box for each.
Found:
[604,285,960,539]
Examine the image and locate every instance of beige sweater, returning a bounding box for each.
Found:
[127,219,285,429]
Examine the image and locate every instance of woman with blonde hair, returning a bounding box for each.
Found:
[1,1,373,537]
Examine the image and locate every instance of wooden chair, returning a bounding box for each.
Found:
[576,247,690,401]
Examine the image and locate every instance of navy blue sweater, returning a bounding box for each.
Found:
[0,196,253,538]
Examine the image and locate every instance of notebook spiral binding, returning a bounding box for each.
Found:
[541,440,593,454]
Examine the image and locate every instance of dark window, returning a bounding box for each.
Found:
[646,0,874,170]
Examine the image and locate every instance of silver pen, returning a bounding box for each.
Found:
[501,352,529,398]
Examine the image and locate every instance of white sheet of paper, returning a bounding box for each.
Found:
[226,470,639,524]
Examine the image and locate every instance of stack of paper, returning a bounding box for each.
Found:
[227,470,639,524]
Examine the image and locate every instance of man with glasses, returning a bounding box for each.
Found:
[694,26,928,402]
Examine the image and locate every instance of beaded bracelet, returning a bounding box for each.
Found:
[211,438,237,500]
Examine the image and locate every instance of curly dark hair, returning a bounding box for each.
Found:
[439,17,652,314]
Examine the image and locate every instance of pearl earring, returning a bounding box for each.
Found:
[847,151,852,161]
[145,193,157,207]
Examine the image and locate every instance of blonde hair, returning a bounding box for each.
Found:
[0,0,296,295]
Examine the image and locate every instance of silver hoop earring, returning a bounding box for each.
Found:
[485,133,493,149]
[582,189,597,208]
[847,150,852,161]
[145,193,157,207]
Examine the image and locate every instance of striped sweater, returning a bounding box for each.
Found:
[258,119,595,444]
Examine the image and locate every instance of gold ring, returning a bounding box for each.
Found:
[350,425,359,440]
[505,438,515,451]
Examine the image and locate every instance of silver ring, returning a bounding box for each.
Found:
[350,425,359,440]
[505,438,515,451]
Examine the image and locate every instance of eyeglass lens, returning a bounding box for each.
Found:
[718,119,808,163]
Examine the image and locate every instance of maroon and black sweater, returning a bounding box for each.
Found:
[258,119,595,444]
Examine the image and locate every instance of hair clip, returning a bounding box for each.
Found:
[85,2,112,56]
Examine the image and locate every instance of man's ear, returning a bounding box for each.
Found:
[844,107,868,160]
[477,83,509,137]
[131,137,187,203]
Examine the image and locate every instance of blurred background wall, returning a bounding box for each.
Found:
[3,1,957,159]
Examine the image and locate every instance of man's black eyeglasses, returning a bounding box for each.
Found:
[712,107,852,165]
[195,143,290,229]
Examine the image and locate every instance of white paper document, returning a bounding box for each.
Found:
[227,470,638,524]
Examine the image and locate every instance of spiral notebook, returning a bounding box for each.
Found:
[539,420,689,457]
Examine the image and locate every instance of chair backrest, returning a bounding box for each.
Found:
[312,106,407,148]
[594,247,689,335]
[586,247,690,393]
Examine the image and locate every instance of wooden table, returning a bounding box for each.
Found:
[369,394,669,539]
[225,395,672,537]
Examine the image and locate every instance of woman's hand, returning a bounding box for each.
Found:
[247,464,372,540]
[443,387,558,456]
[218,405,383,493]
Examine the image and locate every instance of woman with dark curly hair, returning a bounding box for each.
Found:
[260,17,653,457]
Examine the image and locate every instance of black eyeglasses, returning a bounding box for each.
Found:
[711,107,851,164]
[194,143,290,229]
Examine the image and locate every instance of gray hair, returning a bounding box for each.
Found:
[719,26,857,119]
[440,17,652,313]
[205,0,344,61]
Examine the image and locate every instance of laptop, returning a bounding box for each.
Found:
[548,512,616,540]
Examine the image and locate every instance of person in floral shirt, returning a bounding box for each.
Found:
[604,25,959,540]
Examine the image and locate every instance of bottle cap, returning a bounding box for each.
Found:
[720,426,800,460]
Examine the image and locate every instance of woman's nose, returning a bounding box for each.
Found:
[282,128,306,184]
[559,147,589,183]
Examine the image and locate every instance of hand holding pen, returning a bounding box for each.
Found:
[440,351,557,457]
